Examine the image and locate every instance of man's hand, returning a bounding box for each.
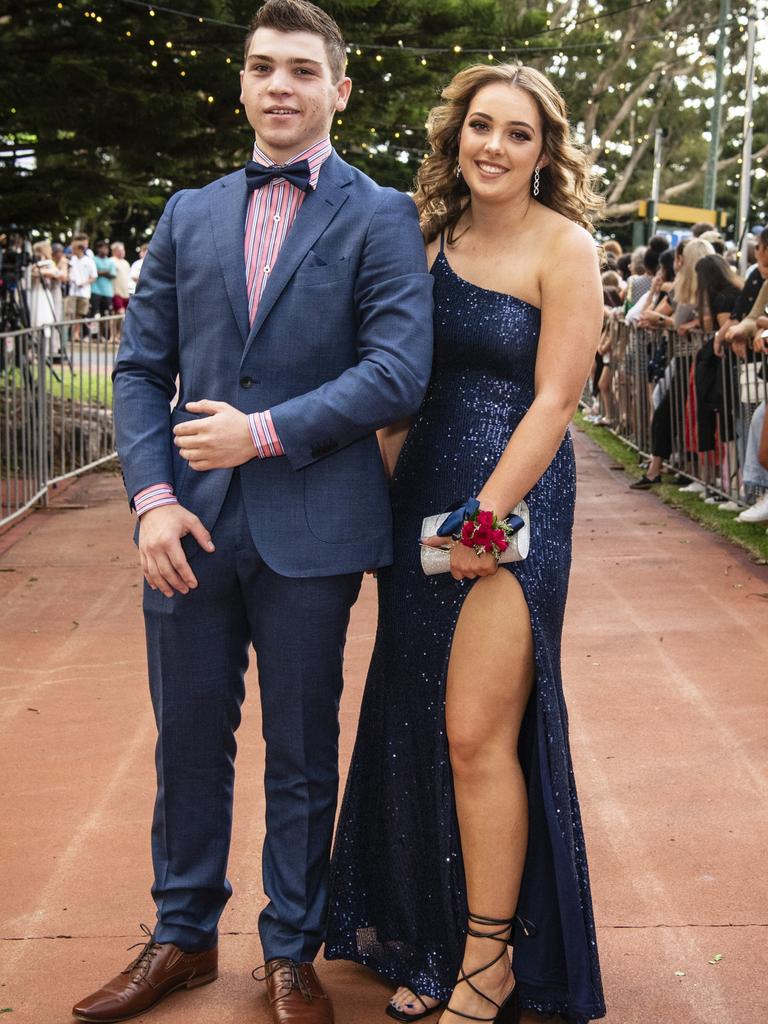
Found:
[139,504,215,597]
[173,400,255,471]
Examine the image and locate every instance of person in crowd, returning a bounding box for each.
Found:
[110,241,132,318]
[64,233,97,341]
[326,60,606,1024]
[128,243,148,292]
[716,227,768,358]
[29,241,62,332]
[736,399,768,524]
[616,251,632,282]
[72,3,433,1023]
[691,255,744,496]
[625,245,652,308]
[692,221,716,237]
[91,240,116,339]
[601,238,622,272]
[630,238,715,489]
[743,237,757,274]
[591,269,624,424]
[625,247,660,324]
[647,233,669,256]
[699,230,726,256]
[50,243,69,322]
[697,255,742,333]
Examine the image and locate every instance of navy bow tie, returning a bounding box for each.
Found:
[245,159,312,193]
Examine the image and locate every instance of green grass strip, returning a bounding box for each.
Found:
[574,409,768,564]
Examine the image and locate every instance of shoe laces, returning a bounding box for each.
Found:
[252,959,314,1001]
[124,923,160,981]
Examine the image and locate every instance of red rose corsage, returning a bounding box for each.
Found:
[458,508,515,561]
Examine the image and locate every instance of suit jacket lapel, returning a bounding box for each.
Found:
[242,152,353,360]
[210,171,250,345]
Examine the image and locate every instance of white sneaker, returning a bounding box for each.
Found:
[717,501,741,512]
[736,492,768,523]
[678,481,706,494]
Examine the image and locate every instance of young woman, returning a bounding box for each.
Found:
[630,238,715,489]
[326,64,605,1024]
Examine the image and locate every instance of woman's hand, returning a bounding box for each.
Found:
[677,320,698,337]
[421,535,499,581]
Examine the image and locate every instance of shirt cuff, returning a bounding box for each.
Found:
[134,483,179,516]
[247,410,285,458]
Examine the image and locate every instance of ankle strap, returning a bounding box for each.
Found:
[467,912,538,941]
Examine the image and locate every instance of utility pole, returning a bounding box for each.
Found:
[649,129,664,236]
[737,8,757,274]
[704,0,730,210]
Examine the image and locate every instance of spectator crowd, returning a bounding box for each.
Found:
[588,223,768,529]
[1,232,148,343]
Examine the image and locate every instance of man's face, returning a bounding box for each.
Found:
[240,27,351,162]
[756,242,768,278]
[72,242,85,256]
[97,244,108,257]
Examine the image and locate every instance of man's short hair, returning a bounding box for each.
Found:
[244,0,347,82]
[758,227,768,249]
[72,232,89,244]
[691,221,715,237]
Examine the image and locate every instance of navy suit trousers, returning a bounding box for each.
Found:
[143,472,362,959]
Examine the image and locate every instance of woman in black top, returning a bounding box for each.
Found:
[694,254,744,472]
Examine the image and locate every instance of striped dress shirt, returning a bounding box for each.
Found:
[134,136,333,516]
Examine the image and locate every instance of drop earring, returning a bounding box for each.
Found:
[533,166,541,197]
[455,161,462,179]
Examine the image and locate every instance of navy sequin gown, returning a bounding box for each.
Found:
[325,242,606,1023]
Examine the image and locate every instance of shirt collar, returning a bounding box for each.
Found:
[251,136,332,190]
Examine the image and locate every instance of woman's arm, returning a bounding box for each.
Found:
[377,419,412,478]
[477,225,603,518]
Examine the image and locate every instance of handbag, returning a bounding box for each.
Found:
[420,501,530,576]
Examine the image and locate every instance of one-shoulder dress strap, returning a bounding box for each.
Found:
[439,229,446,253]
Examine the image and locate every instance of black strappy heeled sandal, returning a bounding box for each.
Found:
[385,989,443,1022]
[442,912,521,1024]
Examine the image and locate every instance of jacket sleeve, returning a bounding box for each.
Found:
[112,190,187,505]
[269,190,434,471]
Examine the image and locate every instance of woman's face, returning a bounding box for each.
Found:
[457,82,548,205]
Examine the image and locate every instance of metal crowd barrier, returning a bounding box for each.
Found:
[590,319,768,505]
[1,315,122,529]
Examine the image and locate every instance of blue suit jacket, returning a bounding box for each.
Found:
[113,152,434,577]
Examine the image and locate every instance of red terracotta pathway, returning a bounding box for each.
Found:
[1,427,767,1024]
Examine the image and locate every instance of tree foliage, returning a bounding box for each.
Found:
[1,0,765,246]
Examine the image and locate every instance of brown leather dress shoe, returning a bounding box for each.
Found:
[259,958,334,1024]
[72,927,218,1022]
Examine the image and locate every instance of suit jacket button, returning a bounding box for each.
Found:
[239,376,253,389]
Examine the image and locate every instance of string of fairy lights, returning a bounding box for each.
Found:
[44,0,768,185]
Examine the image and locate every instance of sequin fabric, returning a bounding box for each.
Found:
[325,250,606,1023]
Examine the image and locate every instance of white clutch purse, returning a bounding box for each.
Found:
[419,501,530,576]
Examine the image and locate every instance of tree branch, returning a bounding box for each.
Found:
[603,140,768,219]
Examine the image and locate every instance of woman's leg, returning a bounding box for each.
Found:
[598,365,614,423]
[439,569,534,1022]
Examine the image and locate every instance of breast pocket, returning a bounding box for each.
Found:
[295,257,350,287]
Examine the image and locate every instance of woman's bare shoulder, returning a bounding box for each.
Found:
[536,204,596,254]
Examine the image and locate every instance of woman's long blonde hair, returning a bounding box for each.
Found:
[414,63,604,243]
[674,238,714,306]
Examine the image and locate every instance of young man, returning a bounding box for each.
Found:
[72,2,433,1023]
[64,234,97,341]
